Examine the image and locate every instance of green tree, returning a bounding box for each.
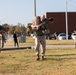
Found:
[2,23,9,28]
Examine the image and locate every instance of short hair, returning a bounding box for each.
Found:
[32,16,41,25]
[41,15,46,21]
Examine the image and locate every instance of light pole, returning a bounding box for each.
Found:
[34,0,36,16]
[65,0,68,40]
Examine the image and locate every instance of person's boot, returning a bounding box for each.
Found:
[36,54,40,61]
[42,56,44,60]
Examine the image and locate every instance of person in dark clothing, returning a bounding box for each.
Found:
[13,31,19,47]
[2,32,7,48]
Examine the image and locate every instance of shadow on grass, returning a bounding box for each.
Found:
[44,57,76,61]
[44,53,76,61]
[46,53,76,57]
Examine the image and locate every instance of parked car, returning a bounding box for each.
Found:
[68,33,72,39]
[58,33,66,40]
[54,32,61,39]
[54,32,61,37]
[45,34,50,39]
[49,34,56,40]
[71,33,76,40]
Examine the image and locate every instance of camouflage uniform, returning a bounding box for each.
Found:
[32,16,48,60]
[35,35,46,56]
[34,18,48,57]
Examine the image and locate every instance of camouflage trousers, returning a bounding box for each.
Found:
[35,35,46,56]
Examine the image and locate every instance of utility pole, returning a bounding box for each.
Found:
[65,0,68,40]
[34,0,36,16]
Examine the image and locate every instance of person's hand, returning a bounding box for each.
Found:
[42,30,45,34]
[42,30,48,34]
[31,25,39,31]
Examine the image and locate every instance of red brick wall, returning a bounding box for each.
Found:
[46,12,76,34]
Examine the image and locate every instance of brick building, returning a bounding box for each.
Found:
[46,12,76,34]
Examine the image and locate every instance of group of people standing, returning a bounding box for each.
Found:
[0,15,49,61]
[0,30,19,49]
[31,15,50,60]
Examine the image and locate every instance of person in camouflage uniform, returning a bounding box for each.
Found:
[32,15,49,60]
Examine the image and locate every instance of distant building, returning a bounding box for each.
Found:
[46,12,76,34]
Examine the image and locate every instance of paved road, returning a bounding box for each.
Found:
[3,45,75,48]
[46,44,75,48]
[31,45,75,48]
[0,44,75,52]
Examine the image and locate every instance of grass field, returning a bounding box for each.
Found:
[0,37,76,75]
[4,37,75,47]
